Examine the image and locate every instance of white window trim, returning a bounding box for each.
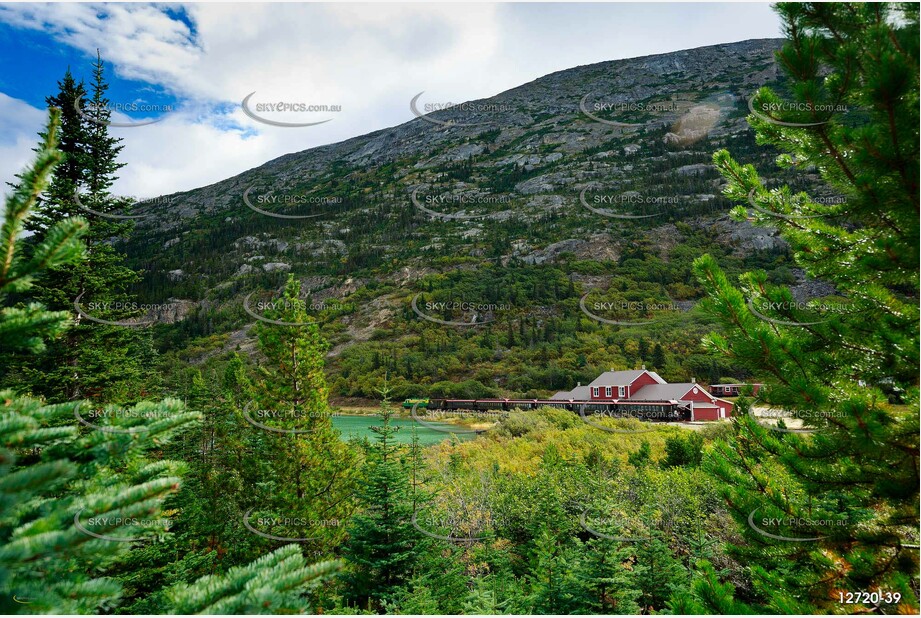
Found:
[604,386,612,397]
[592,387,600,398]
[618,386,625,397]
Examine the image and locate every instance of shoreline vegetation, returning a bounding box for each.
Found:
[331,402,499,432]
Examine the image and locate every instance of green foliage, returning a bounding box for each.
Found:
[6,60,156,403]
[0,108,86,356]
[660,432,704,468]
[0,110,199,613]
[627,440,652,468]
[340,387,427,611]
[164,546,340,614]
[691,3,919,613]
[251,275,358,551]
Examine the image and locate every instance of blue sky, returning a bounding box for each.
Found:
[0,3,784,199]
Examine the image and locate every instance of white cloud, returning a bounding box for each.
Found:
[0,92,47,200]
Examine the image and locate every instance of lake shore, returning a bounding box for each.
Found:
[331,401,501,431]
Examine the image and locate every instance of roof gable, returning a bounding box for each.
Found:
[628,382,713,401]
[588,369,664,388]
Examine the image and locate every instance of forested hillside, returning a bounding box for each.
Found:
[109,38,818,400]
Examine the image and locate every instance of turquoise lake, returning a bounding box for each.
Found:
[331,414,477,446]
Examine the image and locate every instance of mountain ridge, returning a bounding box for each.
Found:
[113,35,826,396]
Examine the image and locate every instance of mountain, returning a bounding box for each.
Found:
[116,38,838,400]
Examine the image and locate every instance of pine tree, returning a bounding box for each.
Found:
[9,58,155,403]
[690,3,919,613]
[251,275,357,551]
[651,343,666,369]
[2,108,345,617]
[23,70,88,236]
[340,386,426,611]
[0,109,198,614]
[570,539,641,614]
[163,546,341,614]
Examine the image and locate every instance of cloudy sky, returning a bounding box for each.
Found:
[0,3,783,200]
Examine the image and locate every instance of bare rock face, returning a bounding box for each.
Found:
[144,298,197,324]
[664,104,723,146]
[521,239,586,265]
[697,217,789,256]
[120,38,806,362]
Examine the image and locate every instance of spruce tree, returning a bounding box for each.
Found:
[9,57,155,402]
[23,70,88,236]
[2,109,344,617]
[163,546,341,614]
[0,109,198,614]
[340,387,425,611]
[690,3,918,612]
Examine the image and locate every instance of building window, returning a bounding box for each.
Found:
[605,386,612,397]
[592,387,599,398]
[618,386,625,397]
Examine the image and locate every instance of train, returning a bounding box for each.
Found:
[402,398,690,422]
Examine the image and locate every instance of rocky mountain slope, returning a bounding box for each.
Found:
[114,37,838,395]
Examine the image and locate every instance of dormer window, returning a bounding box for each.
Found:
[605,386,612,397]
[592,387,600,398]
[618,386,625,397]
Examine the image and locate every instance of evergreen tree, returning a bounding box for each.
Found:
[163,546,340,614]
[340,387,426,611]
[0,109,198,614]
[690,3,919,612]
[660,432,704,468]
[570,539,641,614]
[23,70,88,236]
[9,57,155,402]
[251,275,357,551]
[627,440,652,468]
[651,343,666,369]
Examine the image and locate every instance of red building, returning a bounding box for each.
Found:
[551,367,733,421]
